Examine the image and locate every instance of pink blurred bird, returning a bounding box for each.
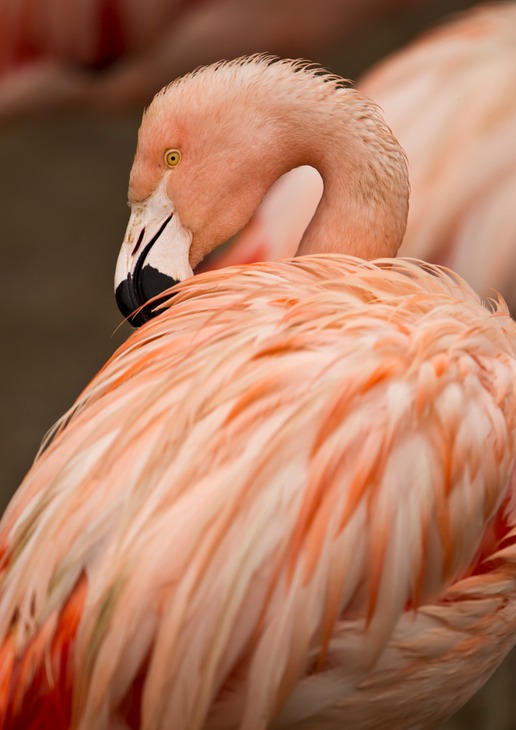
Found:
[0,0,419,119]
[230,3,516,311]
[2,56,516,730]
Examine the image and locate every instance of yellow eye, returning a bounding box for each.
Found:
[165,148,182,168]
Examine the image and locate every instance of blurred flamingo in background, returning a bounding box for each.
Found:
[364,1,516,311]
[1,56,516,729]
[224,3,516,311]
[0,0,419,119]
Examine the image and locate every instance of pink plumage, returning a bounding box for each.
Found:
[1,56,516,729]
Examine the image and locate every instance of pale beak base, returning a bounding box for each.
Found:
[115,180,193,327]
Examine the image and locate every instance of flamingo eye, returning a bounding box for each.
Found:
[165,149,182,168]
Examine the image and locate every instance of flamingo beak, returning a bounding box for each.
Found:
[115,181,193,327]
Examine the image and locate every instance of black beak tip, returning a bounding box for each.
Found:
[115,266,179,328]
[139,265,178,304]
[115,278,148,327]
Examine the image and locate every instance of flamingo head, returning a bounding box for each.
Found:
[114,56,408,326]
[115,57,307,325]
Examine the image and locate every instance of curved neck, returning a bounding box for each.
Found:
[284,88,409,260]
[142,60,410,265]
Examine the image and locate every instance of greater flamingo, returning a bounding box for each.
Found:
[2,56,516,729]
[228,3,516,311]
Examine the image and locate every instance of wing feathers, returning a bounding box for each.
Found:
[1,257,516,727]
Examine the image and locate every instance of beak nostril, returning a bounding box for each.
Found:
[132,228,146,256]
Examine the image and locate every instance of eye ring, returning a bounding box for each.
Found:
[165,148,182,168]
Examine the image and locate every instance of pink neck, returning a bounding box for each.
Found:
[292,89,409,259]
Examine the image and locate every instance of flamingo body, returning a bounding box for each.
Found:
[2,55,516,728]
[2,258,516,729]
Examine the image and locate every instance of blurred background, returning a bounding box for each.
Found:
[0,0,514,727]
